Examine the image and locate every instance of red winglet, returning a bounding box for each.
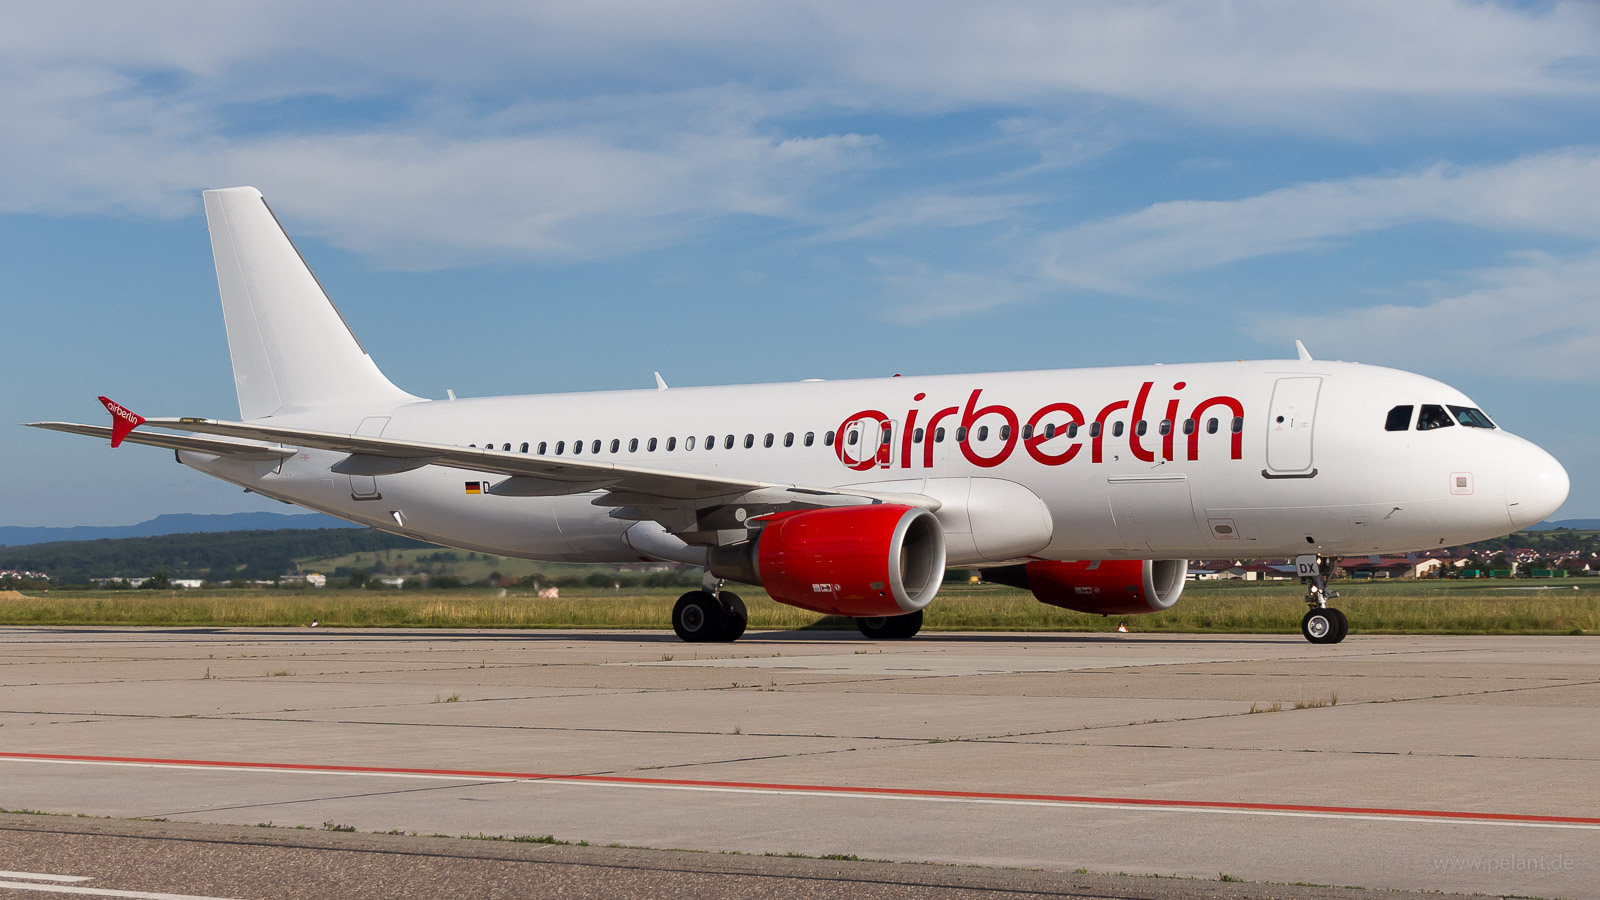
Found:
[98,396,145,448]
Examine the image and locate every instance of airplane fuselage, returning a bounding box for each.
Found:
[182,358,1567,568]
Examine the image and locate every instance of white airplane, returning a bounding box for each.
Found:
[30,188,1570,644]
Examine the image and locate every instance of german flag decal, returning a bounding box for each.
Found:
[464,481,485,495]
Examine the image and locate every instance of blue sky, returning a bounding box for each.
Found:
[2,0,1597,526]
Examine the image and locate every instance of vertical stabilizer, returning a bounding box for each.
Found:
[203,187,420,419]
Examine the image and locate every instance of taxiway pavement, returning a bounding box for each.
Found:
[0,627,1593,898]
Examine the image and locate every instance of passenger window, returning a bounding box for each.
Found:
[705,435,714,450]
[1417,404,1455,431]
[804,432,815,447]
[667,437,677,451]
[554,441,564,454]
[1230,417,1243,434]
[1449,405,1496,429]
[520,442,529,453]
[1089,422,1101,438]
[629,438,638,452]
[881,428,892,446]
[1207,418,1219,434]
[977,425,989,441]
[469,443,476,448]
[1159,420,1171,436]
[647,438,656,452]
[685,436,695,451]
[1112,422,1124,438]
[913,427,924,443]
[764,433,773,448]
[1135,421,1147,436]
[847,430,859,446]
[724,434,735,450]
[502,443,511,451]
[573,440,583,455]
[609,439,619,453]
[1022,424,1033,439]
[1000,425,1011,440]
[744,434,754,449]
[825,431,835,446]
[956,426,968,442]
[1385,405,1413,432]
[784,433,794,447]
[1182,419,1194,435]
[1067,423,1078,439]
[1044,423,1056,439]
[537,442,547,454]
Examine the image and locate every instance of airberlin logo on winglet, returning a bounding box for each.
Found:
[834,383,1244,472]
[98,396,145,449]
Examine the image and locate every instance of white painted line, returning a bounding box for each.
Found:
[0,880,241,900]
[0,873,91,883]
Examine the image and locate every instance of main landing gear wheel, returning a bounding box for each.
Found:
[1301,607,1348,644]
[672,590,746,643]
[856,609,923,640]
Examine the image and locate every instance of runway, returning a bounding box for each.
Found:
[0,627,1593,898]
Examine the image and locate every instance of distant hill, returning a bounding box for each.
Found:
[0,528,433,583]
[0,513,361,548]
[1528,519,1600,532]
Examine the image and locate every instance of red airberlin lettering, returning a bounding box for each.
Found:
[838,383,1242,472]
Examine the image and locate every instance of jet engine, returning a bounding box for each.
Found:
[708,504,946,617]
[986,559,1187,615]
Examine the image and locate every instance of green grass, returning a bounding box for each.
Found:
[0,579,1593,634]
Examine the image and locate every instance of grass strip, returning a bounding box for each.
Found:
[0,581,1593,634]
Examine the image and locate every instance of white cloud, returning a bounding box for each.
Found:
[1251,252,1600,381]
[1040,150,1600,291]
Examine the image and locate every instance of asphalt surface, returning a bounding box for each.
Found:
[0,815,1523,900]
[0,627,1593,899]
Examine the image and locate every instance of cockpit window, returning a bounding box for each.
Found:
[1416,404,1455,431]
[1449,405,1496,429]
[1385,405,1413,432]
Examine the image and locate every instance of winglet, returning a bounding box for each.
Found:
[654,372,669,391]
[1294,340,1313,362]
[98,396,145,448]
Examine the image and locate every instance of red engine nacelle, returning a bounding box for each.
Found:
[708,504,947,617]
[988,559,1188,615]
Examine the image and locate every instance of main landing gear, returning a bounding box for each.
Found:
[1296,554,1348,644]
[672,578,747,643]
[856,609,923,640]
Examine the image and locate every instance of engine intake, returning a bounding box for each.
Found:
[987,559,1187,615]
[708,504,946,617]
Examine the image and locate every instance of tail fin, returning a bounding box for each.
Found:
[203,187,420,419]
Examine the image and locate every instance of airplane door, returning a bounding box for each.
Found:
[349,416,389,500]
[1108,474,1203,553]
[1265,377,1321,476]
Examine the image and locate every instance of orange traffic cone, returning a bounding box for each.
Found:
[1116,622,1128,633]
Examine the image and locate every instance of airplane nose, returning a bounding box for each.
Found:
[1506,443,1569,530]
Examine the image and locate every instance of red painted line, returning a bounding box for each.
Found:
[3,751,1596,826]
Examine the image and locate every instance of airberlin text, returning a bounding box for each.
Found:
[834,382,1244,472]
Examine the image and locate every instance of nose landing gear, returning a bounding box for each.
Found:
[1296,554,1348,644]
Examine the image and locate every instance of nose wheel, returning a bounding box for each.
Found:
[1301,606,1348,644]
[1295,554,1348,644]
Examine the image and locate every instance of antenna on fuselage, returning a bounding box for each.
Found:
[1295,340,1313,362]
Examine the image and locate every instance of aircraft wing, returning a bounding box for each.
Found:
[49,415,937,513]
[27,422,298,462]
